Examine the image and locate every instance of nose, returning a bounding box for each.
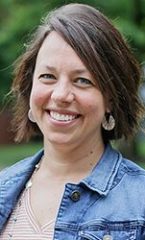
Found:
[51,79,74,104]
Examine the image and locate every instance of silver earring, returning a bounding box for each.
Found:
[28,109,35,123]
[102,113,115,131]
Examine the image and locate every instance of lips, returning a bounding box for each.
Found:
[49,110,80,122]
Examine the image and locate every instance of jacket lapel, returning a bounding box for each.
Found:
[0,149,43,231]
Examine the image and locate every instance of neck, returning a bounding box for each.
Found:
[40,137,105,181]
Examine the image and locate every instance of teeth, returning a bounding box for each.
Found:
[50,111,76,121]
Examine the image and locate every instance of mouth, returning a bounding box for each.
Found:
[49,110,80,122]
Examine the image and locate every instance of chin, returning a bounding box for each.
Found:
[46,136,73,146]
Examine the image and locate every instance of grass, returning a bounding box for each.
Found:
[0,142,42,169]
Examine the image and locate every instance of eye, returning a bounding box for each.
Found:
[39,73,56,80]
[74,78,93,86]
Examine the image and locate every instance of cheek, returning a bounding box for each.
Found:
[79,94,106,115]
[30,86,50,108]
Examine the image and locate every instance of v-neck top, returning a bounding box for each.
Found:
[1,187,55,239]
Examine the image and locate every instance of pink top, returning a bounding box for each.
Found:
[1,188,55,239]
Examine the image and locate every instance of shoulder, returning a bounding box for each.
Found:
[0,149,43,183]
[121,156,145,176]
[115,154,145,194]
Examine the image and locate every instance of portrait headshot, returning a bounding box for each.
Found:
[0,2,145,239]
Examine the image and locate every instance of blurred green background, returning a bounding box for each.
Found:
[0,0,145,169]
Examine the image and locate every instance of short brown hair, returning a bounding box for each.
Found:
[11,3,145,142]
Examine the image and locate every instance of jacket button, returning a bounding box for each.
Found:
[70,190,81,202]
[103,235,113,240]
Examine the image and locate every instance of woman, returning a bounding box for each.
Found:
[0,3,145,239]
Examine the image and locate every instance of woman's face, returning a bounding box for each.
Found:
[30,31,108,148]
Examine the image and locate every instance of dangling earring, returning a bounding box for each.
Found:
[102,113,115,131]
[28,109,36,123]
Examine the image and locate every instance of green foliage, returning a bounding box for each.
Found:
[0,142,42,168]
[99,0,145,62]
[0,0,145,105]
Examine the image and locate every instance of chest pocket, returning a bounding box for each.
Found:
[78,222,137,240]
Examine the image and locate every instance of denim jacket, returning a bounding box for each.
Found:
[0,144,145,240]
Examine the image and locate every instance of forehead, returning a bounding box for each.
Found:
[39,31,70,54]
[35,31,87,70]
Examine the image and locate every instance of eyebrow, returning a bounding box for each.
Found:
[45,65,90,75]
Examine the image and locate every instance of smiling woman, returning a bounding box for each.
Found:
[30,31,106,148]
[0,3,145,240]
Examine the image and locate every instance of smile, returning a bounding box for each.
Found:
[50,111,79,122]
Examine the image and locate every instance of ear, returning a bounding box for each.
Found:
[105,107,111,113]
[105,93,113,113]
